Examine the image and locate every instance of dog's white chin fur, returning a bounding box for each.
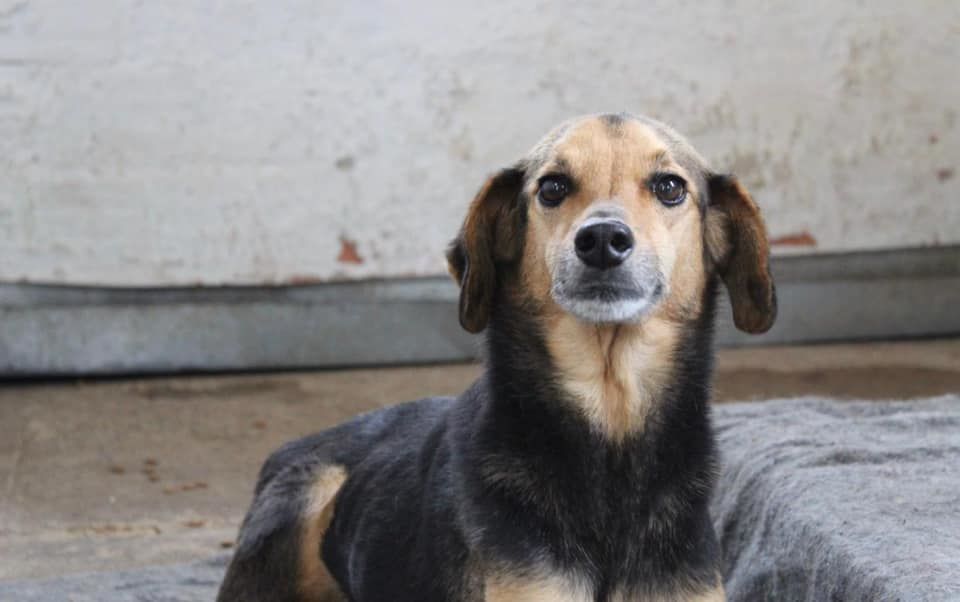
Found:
[556,295,655,324]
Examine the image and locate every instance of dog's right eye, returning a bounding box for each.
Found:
[538,176,570,207]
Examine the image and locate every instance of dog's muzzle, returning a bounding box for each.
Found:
[551,217,664,324]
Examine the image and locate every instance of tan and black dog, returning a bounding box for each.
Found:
[217,113,776,602]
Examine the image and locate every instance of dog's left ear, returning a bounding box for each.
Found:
[705,174,777,334]
[446,167,526,333]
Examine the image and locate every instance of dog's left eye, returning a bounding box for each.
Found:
[653,174,687,206]
[538,176,570,207]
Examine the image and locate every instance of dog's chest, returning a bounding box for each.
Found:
[482,571,593,602]
[482,572,723,602]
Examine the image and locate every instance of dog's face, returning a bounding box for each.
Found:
[448,113,776,336]
[521,115,711,326]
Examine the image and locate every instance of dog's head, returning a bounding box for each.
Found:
[447,113,776,336]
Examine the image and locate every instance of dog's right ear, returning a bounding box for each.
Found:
[446,167,526,333]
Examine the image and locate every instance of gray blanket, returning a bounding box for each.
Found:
[712,396,960,602]
[2,396,957,602]
[0,555,228,602]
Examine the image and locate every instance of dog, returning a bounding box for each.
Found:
[217,113,776,602]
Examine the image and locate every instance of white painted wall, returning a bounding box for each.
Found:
[1,0,957,286]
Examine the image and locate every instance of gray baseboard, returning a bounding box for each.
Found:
[2,247,958,377]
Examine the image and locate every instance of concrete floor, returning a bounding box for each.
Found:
[1,339,959,582]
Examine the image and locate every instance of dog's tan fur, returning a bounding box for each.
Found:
[485,569,724,602]
[298,465,348,602]
[450,115,773,442]
[282,114,774,602]
[516,118,711,440]
[484,571,593,602]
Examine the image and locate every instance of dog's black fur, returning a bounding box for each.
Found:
[219,287,722,602]
[218,114,774,602]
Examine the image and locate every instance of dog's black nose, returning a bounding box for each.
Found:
[574,221,634,269]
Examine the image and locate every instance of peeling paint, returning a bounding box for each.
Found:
[0,2,956,286]
[286,274,324,285]
[771,232,818,247]
[337,237,364,265]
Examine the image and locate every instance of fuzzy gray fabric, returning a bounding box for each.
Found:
[0,554,229,602]
[1,396,957,601]
[712,396,960,602]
